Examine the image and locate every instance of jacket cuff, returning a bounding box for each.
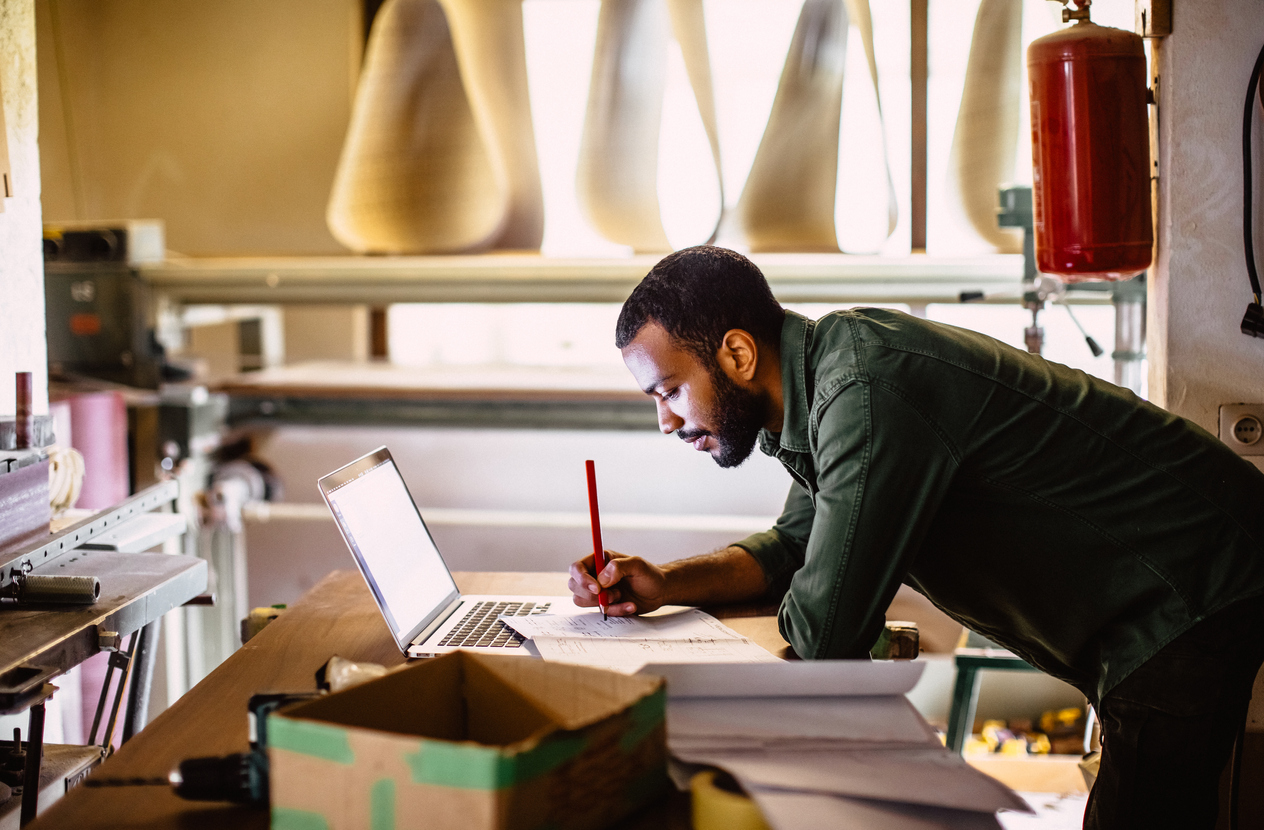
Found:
[732,529,798,601]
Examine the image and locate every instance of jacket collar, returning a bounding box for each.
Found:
[760,310,814,456]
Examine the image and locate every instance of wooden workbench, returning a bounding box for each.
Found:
[30,570,790,829]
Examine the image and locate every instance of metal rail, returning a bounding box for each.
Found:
[0,480,180,590]
[137,253,1042,306]
[244,501,779,534]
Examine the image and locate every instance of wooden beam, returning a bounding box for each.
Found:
[910,0,929,251]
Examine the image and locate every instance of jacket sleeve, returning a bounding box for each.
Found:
[779,380,959,659]
[732,482,815,601]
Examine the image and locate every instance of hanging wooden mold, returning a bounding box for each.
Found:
[739,0,895,254]
[327,0,543,254]
[944,0,1025,254]
[576,0,723,253]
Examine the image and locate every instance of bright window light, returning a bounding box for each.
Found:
[391,0,1138,376]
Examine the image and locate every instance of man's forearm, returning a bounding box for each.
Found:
[660,546,769,607]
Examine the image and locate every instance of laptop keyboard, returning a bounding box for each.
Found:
[436,601,552,649]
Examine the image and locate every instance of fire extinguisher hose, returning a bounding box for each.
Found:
[1239,42,1264,338]
[1242,41,1264,306]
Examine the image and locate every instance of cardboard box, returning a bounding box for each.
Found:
[268,652,668,830]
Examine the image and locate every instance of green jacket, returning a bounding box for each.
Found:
[735,309,1264,701]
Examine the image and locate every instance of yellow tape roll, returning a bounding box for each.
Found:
[690,770,771,830]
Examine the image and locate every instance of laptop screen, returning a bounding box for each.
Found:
[320,449,458,642]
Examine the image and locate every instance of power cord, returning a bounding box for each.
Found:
[1241,41,1264,337]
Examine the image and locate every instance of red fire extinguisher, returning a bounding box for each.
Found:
[1028,2,1152,282]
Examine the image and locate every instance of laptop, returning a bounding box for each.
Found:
[318,446,578,658]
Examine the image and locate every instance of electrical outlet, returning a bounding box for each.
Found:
[1219,404,1264,456]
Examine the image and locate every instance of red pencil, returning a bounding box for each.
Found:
[585,460,609,619]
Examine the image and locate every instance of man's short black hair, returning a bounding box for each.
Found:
[615,246,785,363]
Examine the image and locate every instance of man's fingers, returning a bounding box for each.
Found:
[568,557,602,595]
[574,551,651,615]
[597,554,634,588]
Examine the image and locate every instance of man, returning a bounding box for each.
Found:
[568,245,1264,829]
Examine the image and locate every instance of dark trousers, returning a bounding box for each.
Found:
[1085,597,1264,830]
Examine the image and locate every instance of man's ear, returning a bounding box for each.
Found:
[717,329,759,382]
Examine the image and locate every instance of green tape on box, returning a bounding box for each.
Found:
[515,733,588,782]
[269,716,356,764]
[272,807,332,830]
[404,733,587,790]
[371,778,396,830]
[620,689,666,752]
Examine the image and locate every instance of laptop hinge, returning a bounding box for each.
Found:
[411,595,464,648]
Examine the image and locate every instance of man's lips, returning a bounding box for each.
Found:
[679,431,711,451]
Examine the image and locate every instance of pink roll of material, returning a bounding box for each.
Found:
[67,391,129,510]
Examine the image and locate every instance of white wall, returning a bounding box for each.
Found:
[244,424,793,606]
[0,0,57,748]
[1149,2,1264,426]
[0,0,46,418]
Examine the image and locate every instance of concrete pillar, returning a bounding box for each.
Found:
[0,0,47,419]
[1148,1,1264,431]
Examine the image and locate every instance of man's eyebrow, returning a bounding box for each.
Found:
[642,375,671,395]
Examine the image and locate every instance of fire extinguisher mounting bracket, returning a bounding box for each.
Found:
[1135,0,1172,38]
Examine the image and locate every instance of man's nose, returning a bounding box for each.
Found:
[656,400,683,435]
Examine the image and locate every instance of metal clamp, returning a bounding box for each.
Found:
[97,629,122,653]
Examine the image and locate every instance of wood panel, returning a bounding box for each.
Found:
[909,0,927,251]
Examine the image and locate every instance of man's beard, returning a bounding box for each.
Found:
[680,367,767,469]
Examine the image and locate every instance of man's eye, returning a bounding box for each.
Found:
[661,388,679,401]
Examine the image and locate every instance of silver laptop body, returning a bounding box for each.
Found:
[317,446,576,658]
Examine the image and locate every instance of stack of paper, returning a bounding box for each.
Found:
[642,661,1033,830]
[499,608,778,673]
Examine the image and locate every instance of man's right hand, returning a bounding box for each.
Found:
[568,551,667,616]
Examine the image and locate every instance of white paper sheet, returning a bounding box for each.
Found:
[667,695,939,747]
[642,661,1029,819]
[500,608,777,672]
[749,790,1006,830]
[530,634,778,673]
[500,607,744,640]
[640,659,924,698]
[677,747,1032,814]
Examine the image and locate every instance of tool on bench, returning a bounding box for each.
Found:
[0,575,100,605]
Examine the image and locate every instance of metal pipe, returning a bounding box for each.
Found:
[1113,295,1146,395]
[122,622,159,743]
[242,501,778,534]
[19,704,44,826]
[100,632,140,752]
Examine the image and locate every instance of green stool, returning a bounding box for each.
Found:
[945,632,1039,754]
